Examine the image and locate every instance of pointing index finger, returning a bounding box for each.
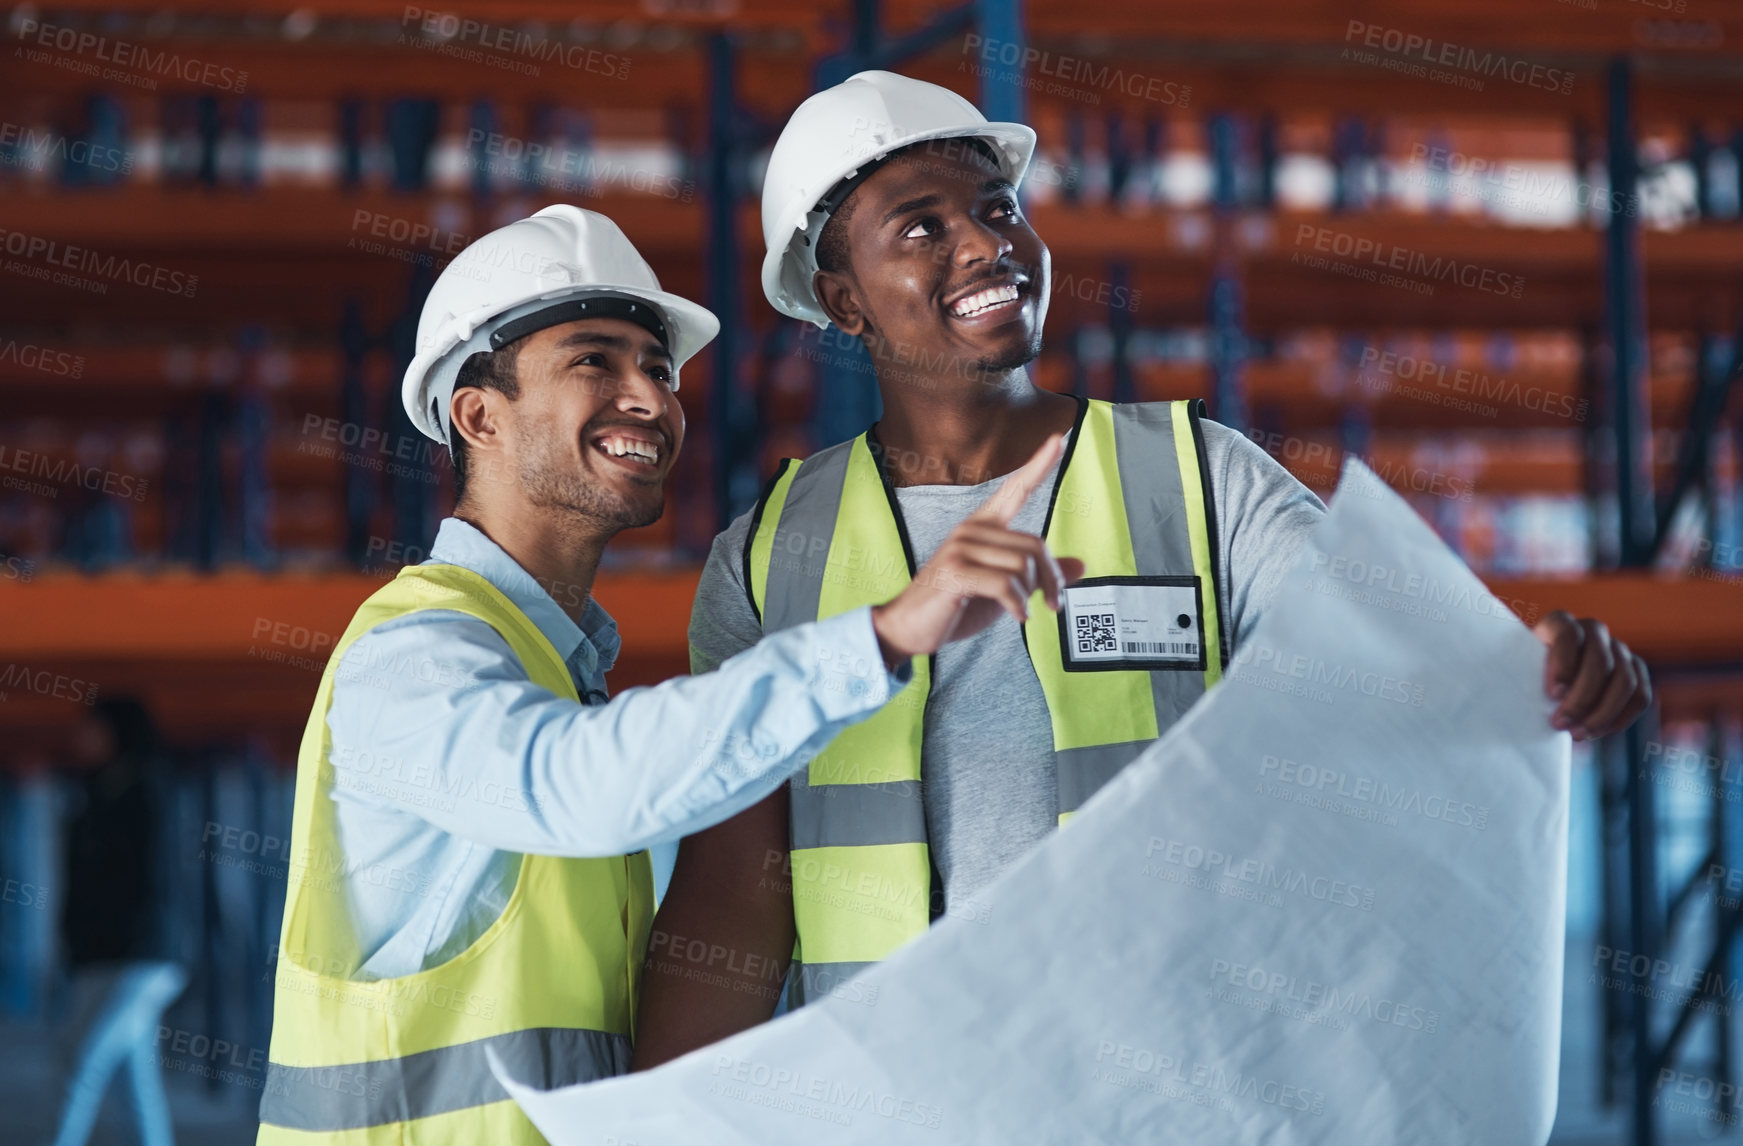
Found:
[972,433,1064,527]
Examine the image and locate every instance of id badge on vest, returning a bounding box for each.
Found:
[1058,576,1206,672]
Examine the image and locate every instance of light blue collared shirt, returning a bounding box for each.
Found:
[324,517,906,981]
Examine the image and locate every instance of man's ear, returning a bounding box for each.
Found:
[450,386,501,457]
[814,269,868,337]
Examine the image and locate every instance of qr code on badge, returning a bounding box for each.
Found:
[1075,612,1117,654]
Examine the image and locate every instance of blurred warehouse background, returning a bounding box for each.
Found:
[0,1,1740,1143]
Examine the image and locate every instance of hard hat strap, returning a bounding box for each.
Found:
[814,155,895,221]
[488,293,669,352]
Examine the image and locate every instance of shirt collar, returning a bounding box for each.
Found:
[425,517,621,675]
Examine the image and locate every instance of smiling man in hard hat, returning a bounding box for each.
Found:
[632,71,1653,1065]
[256,203,1082,1145]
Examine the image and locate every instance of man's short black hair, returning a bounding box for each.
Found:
[815,191,859,277]
[813,136,1004,278]
[449,338,523,502]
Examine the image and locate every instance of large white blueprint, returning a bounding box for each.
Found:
[494,460,1570,1146]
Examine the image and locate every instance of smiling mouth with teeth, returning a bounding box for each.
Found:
[593,434,662,467]
[949,282,1023,319]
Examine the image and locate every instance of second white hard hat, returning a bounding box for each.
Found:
[760,70,1038,328]
[401,204,720,445]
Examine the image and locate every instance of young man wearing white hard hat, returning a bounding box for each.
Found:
[634,71,1652,1064]
[257,203,1083,1145]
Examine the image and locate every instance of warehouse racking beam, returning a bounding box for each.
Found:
[1207,111,1248,431]
[973,0,1024,126]
[815,0,976,88]
[705,31,755,529]
[1651,333,1743,559]
[1608,60,1656,569]
[0,569,1734,750]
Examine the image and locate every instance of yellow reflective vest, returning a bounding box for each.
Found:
[744,398,1225,1004]
[258,562,653,1145]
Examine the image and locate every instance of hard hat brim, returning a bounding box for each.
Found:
[760,121,1038,328]
[402,283,721,445]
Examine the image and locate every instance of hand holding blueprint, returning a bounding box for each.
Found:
[495,460,1571,1145]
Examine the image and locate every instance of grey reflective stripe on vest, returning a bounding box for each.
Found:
[1056,740,1150,815]
[1048,405,1212,813]
[1110,401,1208,728]
[795,961,877,1007]
[763,441,855,635]
[790,772,926,850]
[1111,402,1194,574]
[258,1026,630,1132]
[764,442,927,852]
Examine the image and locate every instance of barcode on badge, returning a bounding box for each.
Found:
[1124,641,1198,656]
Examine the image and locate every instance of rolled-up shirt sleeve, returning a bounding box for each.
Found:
[325,604,904,858]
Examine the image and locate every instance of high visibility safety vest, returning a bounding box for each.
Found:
[259,563,654,1146]
[744,397,1226,1005]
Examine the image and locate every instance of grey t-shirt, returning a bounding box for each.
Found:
[688,416,1326,905]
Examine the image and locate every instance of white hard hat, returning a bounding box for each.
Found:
[760,70,1037,328]
[402,204,720,445]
